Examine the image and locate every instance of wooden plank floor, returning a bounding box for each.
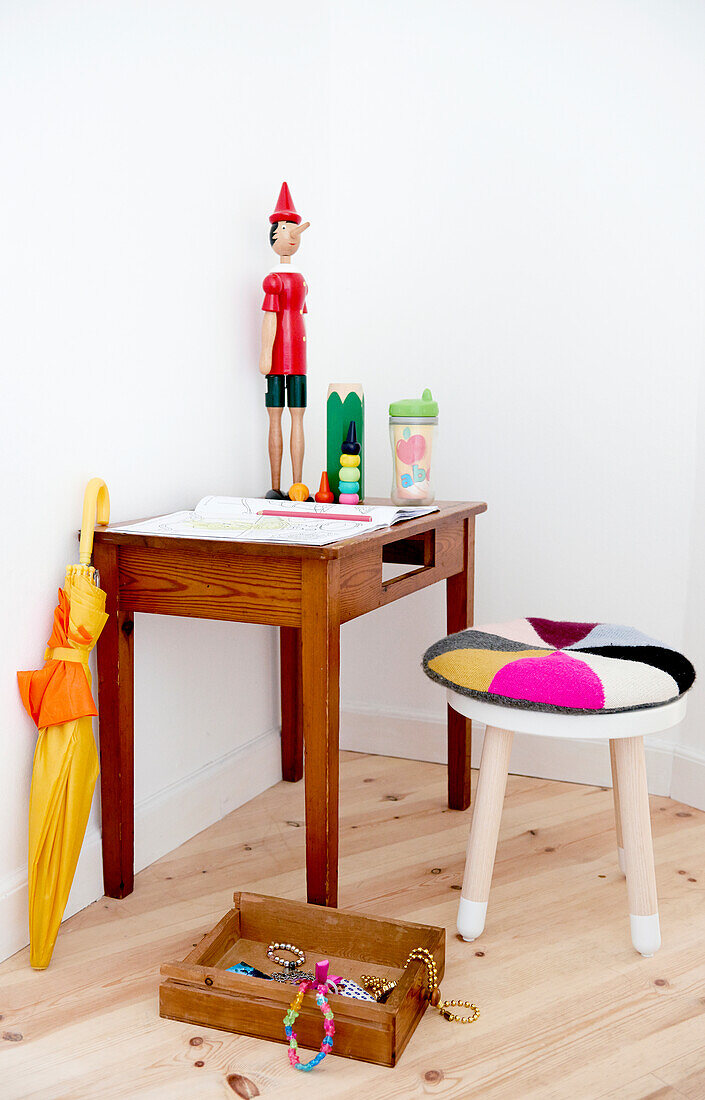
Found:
[2,752,705,1099]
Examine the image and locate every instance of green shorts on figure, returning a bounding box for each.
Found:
[265,374,307,409]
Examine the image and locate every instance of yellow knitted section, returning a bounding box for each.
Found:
[428,648,551,692]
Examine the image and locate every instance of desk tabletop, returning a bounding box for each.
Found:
[91,499,487,560]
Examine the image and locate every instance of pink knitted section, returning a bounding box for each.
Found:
[488,651,605,710]
[475,619,547,646]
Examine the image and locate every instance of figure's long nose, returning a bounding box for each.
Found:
[291,221,310,238]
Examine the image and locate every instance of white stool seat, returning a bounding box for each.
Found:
[445,690,687,739]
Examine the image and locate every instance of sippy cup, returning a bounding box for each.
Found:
[389,389,438,505]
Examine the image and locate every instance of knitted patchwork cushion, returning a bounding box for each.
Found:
[423,618,695,714]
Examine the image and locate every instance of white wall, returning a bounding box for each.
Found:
[331,0,705,735]
[2,1,704,963]
[0,0,332,961]
[333,0,705,802]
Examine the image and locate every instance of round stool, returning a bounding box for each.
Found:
[422,617,696,957]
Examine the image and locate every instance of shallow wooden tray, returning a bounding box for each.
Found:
[159,891,445,1067]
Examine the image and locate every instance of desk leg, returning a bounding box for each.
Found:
[280,627,304,782]
[94,541,134,898]
[446,517,475,811]
[301,558,340,907]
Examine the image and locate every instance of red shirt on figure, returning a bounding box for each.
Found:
[261,270,308,376]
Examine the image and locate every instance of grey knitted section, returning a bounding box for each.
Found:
[423,629,551,662]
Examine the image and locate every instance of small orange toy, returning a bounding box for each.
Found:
[289,483,310,502]
[314,472,334,504]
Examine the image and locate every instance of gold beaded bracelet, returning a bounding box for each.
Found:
[362,946,479,1025]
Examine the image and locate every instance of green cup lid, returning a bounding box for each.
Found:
[389,388,438,417]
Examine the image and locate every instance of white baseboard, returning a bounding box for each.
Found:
[341,704,450,765]
[670,744,705,812]
[0,726,281,965]
[340,705,680,799]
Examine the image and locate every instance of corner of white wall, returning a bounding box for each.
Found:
[0,725,281,965]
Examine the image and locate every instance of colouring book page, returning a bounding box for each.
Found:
[108,497,437,546]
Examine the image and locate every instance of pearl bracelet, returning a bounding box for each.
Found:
[267,942,305,970]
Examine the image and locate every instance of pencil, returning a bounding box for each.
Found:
[257,509,373,522]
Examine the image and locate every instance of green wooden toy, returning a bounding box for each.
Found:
[326,384,364,501]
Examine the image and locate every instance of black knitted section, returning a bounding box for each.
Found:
[577,646,696,695]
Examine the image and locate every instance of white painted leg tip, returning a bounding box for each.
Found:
[630,913,661,957]
[457,898,487,942]
[617,846,626,874]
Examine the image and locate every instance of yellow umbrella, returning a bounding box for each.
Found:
[18,479,110,968]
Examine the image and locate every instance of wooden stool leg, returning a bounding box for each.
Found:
[609,739,626,874]
[458,725,513,942]
[613,736,660,956]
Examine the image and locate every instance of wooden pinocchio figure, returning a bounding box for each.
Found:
[259,182,310,499]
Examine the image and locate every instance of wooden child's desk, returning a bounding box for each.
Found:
[92,499,486,908]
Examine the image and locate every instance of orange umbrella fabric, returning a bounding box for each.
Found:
[18,587,100,728]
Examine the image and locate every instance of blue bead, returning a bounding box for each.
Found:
[342,480,359,494]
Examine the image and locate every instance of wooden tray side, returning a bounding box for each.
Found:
[180,907,241,966]
[237,892,444,968]
[159,978,394,1066]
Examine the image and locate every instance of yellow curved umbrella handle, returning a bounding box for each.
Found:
[79,478,110,565]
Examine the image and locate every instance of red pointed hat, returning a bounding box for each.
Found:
[269,181,301,225]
